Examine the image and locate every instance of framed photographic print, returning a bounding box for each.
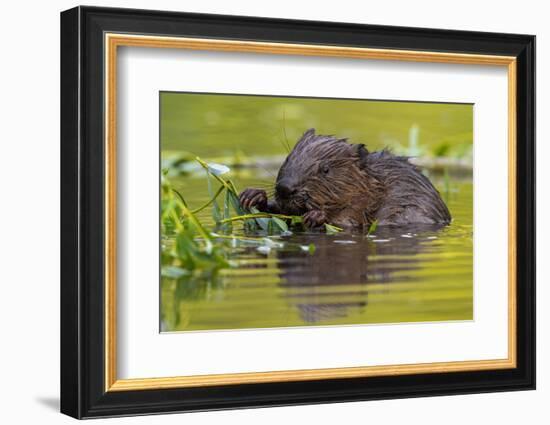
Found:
[60,6,535,419]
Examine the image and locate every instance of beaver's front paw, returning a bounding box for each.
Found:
[302,210,327,229]
[239,188,268,211]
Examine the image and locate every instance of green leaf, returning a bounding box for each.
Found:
[223,187,231,220]
[325,223,343,234]
[219,189,233,233]
[250,207,268,231]
[227,187,248,216]
[206,172,221,224]
[367,219,379,236]
[175,233,196,269]
[301,243,316,254]
[272,216,288,232]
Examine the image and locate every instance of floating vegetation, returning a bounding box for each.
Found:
[367,219,379,237]
[161,158,344,278]
[324,223,343,234]
[300,244,316,254]
[161,170,231,276]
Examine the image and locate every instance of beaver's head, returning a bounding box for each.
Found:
[275,128,371,215]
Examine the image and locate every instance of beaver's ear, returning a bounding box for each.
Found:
[356,144,369,168]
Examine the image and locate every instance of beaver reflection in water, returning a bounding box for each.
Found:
[239,128,451,230]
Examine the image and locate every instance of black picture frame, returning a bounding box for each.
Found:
[61,5,535,419]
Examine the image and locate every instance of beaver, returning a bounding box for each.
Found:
[239,128,451,230]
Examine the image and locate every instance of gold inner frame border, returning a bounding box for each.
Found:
[104,33,517,392]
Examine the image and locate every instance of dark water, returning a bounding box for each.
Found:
[161,171,473,332]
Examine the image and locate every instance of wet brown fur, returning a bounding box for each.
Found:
[241,129,451,230]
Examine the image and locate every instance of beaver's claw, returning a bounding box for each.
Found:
[239,188,268,211]
[302,210,327,229]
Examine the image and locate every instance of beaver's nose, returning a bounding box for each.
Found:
[276,179,297,199]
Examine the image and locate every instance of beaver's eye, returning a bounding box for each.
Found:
[321,164,330,175]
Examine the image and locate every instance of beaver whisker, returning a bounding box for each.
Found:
[253,180,275,186]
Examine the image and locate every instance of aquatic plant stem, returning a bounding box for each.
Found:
[179,202,213,252]
[191,185,225,214]
[171,188,188,207]
[220,212,296,224]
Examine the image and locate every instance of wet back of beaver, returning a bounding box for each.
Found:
[240,128,451,229]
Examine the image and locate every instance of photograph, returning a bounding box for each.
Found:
[160,92,474,332]
[57,4,536,420]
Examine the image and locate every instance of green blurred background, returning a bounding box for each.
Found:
[160,92,473,159]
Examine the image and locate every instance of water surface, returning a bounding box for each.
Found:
[161,172,473,332]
